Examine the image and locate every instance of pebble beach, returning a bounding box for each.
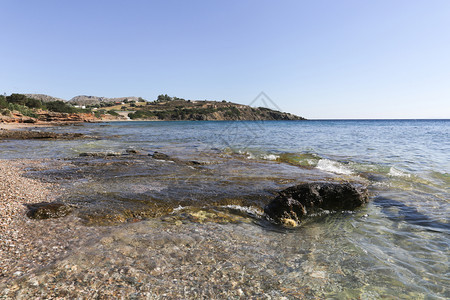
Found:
[0,159,107,297]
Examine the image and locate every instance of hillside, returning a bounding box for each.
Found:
[0,93,305,123]
[24,94,66,103]
[69,95,141,106]
[126,99,305,121]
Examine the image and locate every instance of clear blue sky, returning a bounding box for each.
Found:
[1,0,449,119]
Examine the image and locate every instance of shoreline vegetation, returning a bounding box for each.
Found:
[0,93,305,126]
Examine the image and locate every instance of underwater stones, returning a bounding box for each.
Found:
[79,152,122,157]
[150,151,172,160]
[125,149,140,154]
[280,218,298,228]
[264,182,369,225]
[26,202,73,219]
[0,130,85,140]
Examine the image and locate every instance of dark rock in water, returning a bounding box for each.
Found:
[264,182,369,226]
[26,202,73,219]
[151,151,172,160]
[0,130,85,140]
[125,149,140,154]
[79,152,121,157]
[186,160,208,166]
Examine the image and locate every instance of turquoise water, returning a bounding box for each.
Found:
[1,119,449,298]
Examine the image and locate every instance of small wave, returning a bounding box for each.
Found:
[236,150,256,160]
[222,205,264,218]
[236,150,279,161]
[261,154,279,161]
[172,205,187,213]
[316,159,353,175]
[276,152,320,167]
[388,167,411,178]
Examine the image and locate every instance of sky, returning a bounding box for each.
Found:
[1,0,449,119]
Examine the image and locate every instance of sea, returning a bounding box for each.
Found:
[1,119,449,298]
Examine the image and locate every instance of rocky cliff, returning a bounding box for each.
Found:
[0,111,98,124]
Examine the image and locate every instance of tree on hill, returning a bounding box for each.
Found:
[156,94,172,102]
[6,93,28,105]
[0,95,7,109]
[44,101,77,113]
[5,93,43,109]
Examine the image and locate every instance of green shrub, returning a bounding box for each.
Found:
[8,103,38,118]
[44,101,77,113]
[128,110,156,119]
[25,98,43,108]
[0,96,7,109]
[107,110,119,116]
[94,111,103,118]
[6,93,28,105]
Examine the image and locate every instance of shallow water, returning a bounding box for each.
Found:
[1,120,449,298]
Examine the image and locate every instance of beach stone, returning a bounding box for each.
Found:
[264,182,369,225]
[125,149,140,154]
[151,152,172,160]
[26,202,73,219]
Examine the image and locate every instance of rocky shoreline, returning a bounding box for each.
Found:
[0,129,86,140]
[0,120,373,298]
[0,158,284,298]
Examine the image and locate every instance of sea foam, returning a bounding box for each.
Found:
[388,167,411,178]
[316,159,353,175]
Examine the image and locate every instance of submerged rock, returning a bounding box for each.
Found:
[79,152,122,157]
[125,149,140,154]
[150,151,172,160]
[0,130,85,140]
[264,182,369,225]
[26,202,73,219]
